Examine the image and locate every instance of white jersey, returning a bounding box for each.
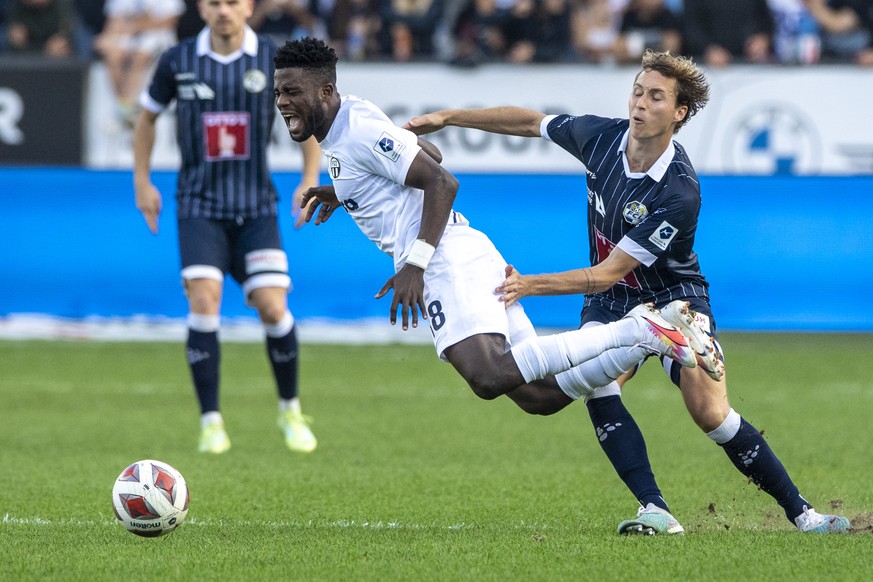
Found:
[321,95,460,270]
[320,97,541,363]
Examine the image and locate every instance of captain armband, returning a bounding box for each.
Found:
[405,239,436,270]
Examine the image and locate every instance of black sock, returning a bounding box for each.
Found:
[187,329,220,414]
[267,325,299,400]
[587,395,670,512]
[719,418,807,522]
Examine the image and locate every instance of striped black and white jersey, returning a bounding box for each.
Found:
[542,114,710,313]
[141,27,278,220]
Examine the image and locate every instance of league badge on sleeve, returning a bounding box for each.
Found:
[373,132,405,162]
[648,221,678,250]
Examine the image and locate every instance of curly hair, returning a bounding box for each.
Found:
[274,37,338,85]
[640,50,710,133]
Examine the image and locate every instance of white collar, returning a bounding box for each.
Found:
[618,129,675,182]
[196,26,258,63]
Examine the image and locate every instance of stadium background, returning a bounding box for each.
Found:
[2,59,872,335]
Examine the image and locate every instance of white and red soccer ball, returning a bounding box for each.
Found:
[111,459,189,537]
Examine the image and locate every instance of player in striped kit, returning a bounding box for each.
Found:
[274,38,702,429]
[132,0,320,454]
[405,50,850,534]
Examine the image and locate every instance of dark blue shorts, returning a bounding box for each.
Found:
[178,216,288,289]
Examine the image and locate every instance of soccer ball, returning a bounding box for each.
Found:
[111,459,190,537]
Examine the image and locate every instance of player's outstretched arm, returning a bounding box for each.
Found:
[133,109,162,234]
[292,136,322,228]
[405,107,547,138]
[497,249,642,306]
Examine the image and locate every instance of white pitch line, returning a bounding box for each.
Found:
[2,514,554,531]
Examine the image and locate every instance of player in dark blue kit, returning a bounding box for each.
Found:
[132,0,320,454]
[405,50,850,534]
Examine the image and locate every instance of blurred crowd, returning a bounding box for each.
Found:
[2,0,872,67]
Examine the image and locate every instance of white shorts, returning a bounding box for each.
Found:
[421,224,537,360]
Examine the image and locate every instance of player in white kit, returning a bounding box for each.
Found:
[274,37,699,412]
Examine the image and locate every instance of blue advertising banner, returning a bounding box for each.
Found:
[2,169,871,331]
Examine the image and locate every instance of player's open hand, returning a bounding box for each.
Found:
[292,177,319,228]
[496,264,528,308]
[374,265,426,331]
[403,112,447,136]
[135,182,162,234]
[300,184,341,225]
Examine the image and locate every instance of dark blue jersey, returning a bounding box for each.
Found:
[144,28,278,220]
[544,114,710,313]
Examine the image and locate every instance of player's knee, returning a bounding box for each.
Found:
[465,373,506,401]
[187,292,220,314]
[256,302,286,326]
[691,403,730,433]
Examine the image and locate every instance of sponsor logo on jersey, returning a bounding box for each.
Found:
[622,201,648,225]
[594,227,640,289]
[374,132,404,162]
[242,69,267,93]
[648,221,677,250]
[329,156,341,178]
[178,82,215,100]
[594,192,606,217]
[202,112,250,161]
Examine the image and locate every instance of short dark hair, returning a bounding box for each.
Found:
[274,37,338,85]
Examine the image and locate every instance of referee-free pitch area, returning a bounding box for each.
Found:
[2,335,871,580]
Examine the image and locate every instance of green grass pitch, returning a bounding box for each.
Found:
[1,334,871,581]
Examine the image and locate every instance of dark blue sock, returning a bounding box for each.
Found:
[187,329,220,414]
[719,418,807,522]
[587,395,670,512]
[267,325,299,400]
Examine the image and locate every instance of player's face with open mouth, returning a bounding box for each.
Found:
[274,68,329,143]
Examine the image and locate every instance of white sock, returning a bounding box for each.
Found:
[264,311,294,338]
[555,346,647,399]
[511,320,637,383]
[188,313,220,332]
[201,410,223,428]
[706,408,741,444]
[279,397,301,414]
[582,381,623,403]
